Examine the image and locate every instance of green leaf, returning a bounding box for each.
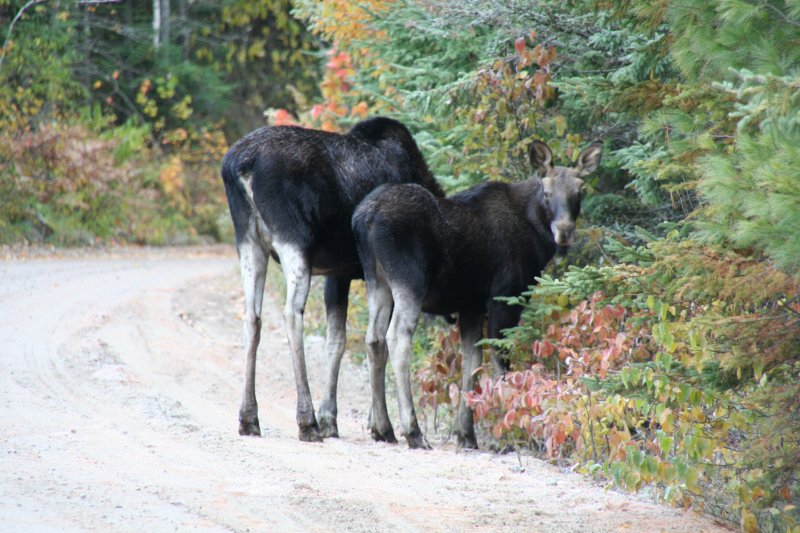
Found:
[624,469,641,490]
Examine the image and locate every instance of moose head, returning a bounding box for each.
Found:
[529,140,602,250]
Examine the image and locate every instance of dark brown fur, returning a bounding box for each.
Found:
[353,141,602,449]
[221,117,444,441]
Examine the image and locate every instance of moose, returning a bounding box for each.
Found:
[221,117,444,442]
[352,140,602,449]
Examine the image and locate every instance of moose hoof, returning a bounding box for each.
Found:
[489,442,515,455]
[457,433,478,450]
[371,426,398,444]
[238,417,262,437]
[298,424,324,443]
[317,416,339,439]
[406,430,432,450]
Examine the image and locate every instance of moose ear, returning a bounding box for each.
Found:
[529,140,553,174]
[576,143,603,177]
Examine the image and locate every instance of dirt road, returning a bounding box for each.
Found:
[0,247,728,532]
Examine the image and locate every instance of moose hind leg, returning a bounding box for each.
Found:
[387,288,429,450]
[276,243,322,442]
[238,239,268,436]
[365,280,397,443]
[317,276,350,438]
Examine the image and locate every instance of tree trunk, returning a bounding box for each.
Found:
[153,0,161,49]
[161,0,170,48]
[83,4,91,106]
[124,0,132,29]
[179,0,188,59]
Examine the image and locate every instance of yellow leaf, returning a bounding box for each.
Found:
[159,155,185,204]
[740,508,758,533]
[554,115,567,137]
[501,121,516,141]
[659,409,673,433]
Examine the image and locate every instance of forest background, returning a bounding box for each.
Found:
[2,1,798,530]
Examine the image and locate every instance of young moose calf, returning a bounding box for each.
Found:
[353,140,602,449]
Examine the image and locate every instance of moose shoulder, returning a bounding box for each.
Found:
[352,140,602,449]
[221,117,444,443]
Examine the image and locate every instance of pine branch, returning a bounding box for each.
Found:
[761,1,800,28]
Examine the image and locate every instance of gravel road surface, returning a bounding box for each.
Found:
[0,246,729,532]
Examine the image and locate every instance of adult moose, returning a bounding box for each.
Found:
[221,117,444,442]
[353,140,602,449]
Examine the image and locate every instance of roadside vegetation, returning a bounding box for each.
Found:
[288,2,800,530]
[0,0,318,244]
[3,1,798,530]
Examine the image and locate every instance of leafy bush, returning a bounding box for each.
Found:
[470,242,800,529]
[0,0,323,246]
[290,6,800,529]
[0,120,229,244]
[416,326,463,416]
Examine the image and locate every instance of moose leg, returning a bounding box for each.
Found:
[275,243,321,442]
[488,302,520,377]
[238,239,268,436]
[456,312,483,449]
[317,276,351,438]
[387,288,429,449]
[365,280,397,443]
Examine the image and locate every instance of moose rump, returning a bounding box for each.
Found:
[221,117,443,442]
[353,140,602,449]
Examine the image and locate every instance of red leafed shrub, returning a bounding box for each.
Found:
[416,326,463,411]
[533,294,650,379]
[466,293,652,458]
[467,366,583,457]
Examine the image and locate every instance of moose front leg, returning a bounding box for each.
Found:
[488,302,519,377]
[456,312,483,449]
[317,276,350,438]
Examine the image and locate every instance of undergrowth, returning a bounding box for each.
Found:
[0,119,230,246]
[412,239,800,532]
